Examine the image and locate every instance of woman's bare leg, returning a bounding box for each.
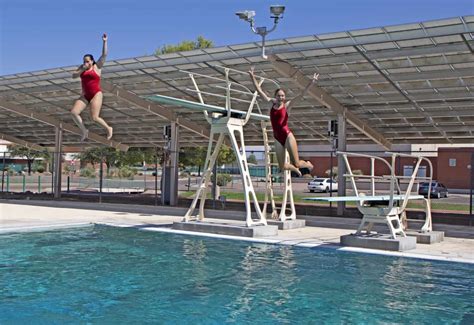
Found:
[89,92,113,140]
[275,140,302,176]
[70,98,88,141]
[285,133,313,170]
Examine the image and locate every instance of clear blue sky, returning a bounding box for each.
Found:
[1,0,473,76]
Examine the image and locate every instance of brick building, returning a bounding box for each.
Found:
[437,148,474,190]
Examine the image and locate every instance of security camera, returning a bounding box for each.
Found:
[235,10,255,22]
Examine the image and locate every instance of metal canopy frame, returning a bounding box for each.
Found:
[0,16,473,151]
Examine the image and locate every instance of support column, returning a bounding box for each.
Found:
[169,122,179,206]
[162,123,180,206]
[337,114,347,216]
[53,126,63,199]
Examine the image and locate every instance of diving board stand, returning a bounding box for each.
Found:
[148,67,271,229]
[304,152,442,250]
[260,120,300,226]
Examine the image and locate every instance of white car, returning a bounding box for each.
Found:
[308,178,338,193]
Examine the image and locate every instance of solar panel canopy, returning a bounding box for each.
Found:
[0,15,473,151]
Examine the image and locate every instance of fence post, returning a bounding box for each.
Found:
[22,175,26,192]
[67,176,70,193]
[6,174,10,192]
[38,175,41,193]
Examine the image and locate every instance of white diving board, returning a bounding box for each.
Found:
[146,94,270,121]
[303,194,424,202]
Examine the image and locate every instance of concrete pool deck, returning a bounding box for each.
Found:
[1,199,473,264]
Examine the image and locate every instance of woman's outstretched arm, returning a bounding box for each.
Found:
[286,73,319,112]
[96,33,108,69]
[248,67,272,103]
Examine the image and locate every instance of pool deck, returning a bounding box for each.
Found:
[1,199,473,264]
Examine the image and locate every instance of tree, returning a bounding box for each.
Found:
[217,145,236,165]
[75,147,119,176]
[75,147,102,166]
[179,146,207,176]
[76,147,163,177]
[155,36,213,55]
[7,145,49,175]
[247,153,258,165]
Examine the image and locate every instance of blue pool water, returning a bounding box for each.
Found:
[0,225,473,324]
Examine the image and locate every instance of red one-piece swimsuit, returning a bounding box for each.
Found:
[80,68,101,102]
[270,104,291,146]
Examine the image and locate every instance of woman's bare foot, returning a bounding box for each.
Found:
[106,126,113,140]
[300,160,313,171]
[284,163,302,177]
[81,129,89,142]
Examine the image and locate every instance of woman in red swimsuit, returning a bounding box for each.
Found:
[249,68,317,176]
[70,33,113,141]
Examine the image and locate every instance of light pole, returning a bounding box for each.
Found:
[236,5,285,59]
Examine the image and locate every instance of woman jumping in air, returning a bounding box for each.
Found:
[249,68,317,176]
[71,33,113,141]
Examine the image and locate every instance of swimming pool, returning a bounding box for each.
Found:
[1,225,473,323]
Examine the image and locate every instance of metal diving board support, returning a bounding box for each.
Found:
[149,67,270,227]
[303,152,433,239]
[259,121,295,222]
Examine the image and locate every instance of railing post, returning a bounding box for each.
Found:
[38,175,41,193]
[99,156,103,204]
[22,175,26,192]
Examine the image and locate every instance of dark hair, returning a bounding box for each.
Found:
[274,88,285,96]
[83,54,96,65]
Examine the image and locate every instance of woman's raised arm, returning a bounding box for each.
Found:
[96,33,108,69]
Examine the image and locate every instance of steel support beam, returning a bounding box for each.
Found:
[0,132,45,152]
[101,81,210,140]
[268,55,392,149]
[0,100,129,152]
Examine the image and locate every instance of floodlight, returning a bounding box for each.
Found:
[270,5,285,17]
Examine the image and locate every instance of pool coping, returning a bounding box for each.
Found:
[1,200,473,265]
[99,222,474,265]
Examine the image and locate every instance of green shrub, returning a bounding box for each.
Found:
[80,167,96,178]
[118,166,137,179]
[216,173,232,186]
[36,166,45,173]
[63,164,75,174]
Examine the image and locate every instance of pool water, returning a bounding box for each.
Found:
[0,225,473,324]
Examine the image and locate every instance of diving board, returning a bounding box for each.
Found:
[146,94,270,121]
[304,194,424,202]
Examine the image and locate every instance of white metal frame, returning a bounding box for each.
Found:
[181,67,268,226]
[339,151,433,238]
[149,66,298,226]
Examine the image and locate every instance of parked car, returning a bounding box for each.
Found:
[308,177,338,193]
[418,181,448,198]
